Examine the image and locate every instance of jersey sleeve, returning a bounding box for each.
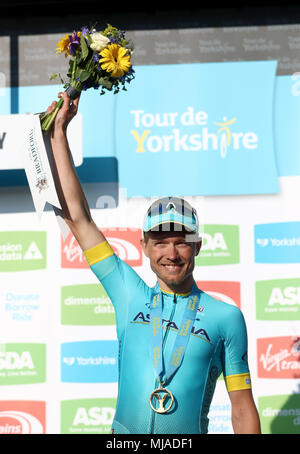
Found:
[221,305,252,393]
[83,240,146,338]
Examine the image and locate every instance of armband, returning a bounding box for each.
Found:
[84,241,114,266]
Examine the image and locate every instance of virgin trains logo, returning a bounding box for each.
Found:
[0,401,46,434]
[61,229,143,268]
[257,336,300,379]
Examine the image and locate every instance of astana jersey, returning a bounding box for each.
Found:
[84,240,252,434]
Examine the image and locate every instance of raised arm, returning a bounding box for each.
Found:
[47,91,105,251]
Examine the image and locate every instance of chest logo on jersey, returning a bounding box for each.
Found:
[131,312,211,343]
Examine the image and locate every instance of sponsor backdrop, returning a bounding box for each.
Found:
[0,23,300,434]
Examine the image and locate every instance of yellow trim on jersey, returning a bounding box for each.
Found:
[160,288,191,297]
[225,372,251,392]
[84,241,114,266]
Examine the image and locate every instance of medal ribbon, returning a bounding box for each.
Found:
[150,282,199,386]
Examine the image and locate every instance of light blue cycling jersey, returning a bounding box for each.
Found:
[84,241,251,434]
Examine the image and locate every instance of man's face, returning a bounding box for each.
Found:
[141,230,201,290]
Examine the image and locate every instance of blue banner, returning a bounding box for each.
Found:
[115,61,279,196]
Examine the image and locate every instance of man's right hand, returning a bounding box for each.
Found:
[48,91,106,252]
[47,91,80,137]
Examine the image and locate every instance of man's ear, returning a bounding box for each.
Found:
[195,237,202,256]
[140,237,149,258]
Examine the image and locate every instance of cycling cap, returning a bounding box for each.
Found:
[143,197,199,233]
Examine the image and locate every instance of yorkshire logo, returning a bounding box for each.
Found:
[255,222,300,264]
[116,61,279,197]
[130,110,258,157]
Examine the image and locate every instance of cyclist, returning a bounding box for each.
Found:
[47,92,261,434]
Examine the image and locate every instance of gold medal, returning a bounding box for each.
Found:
[149,386,174,414]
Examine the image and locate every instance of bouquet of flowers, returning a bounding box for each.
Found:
[40,24,135,133]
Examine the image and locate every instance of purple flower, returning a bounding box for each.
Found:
[81,26,89,36]
[68,32,81,56]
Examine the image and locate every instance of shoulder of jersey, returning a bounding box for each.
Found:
[199,289,241,314]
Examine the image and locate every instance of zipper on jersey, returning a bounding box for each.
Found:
[148,293,177,434]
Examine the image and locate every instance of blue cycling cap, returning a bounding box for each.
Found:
[143,197,199,233]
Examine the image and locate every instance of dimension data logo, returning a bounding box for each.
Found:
[0,231,46,271]
[0,343,46,385]
[256,278,300,320]
[61,284,115,326]
[195,225,239,266]
[258,394,300,434]
[255,222,300,263]
[61,398,116,434]
[61,341,118,383]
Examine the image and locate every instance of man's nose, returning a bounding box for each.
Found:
[166,244,179,260]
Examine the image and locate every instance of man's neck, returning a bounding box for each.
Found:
[157,276,195,295]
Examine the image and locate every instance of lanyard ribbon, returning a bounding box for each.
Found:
[150,282,200,386]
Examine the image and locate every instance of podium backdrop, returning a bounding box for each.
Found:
[0,21,300,434]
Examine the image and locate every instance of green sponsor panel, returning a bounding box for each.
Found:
[259,394,300,434]
[256,278,300,320]
[0,343,46,385]
[195,225,239,266]
[61,398,117,434]
[0,231,46,271]
[61,284,116,326]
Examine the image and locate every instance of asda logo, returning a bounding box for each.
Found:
[0,343,46,385]
[61,284,115,326]
[256,278,300,320]
[61,398,116,434]
[258,394,300,434]
[0,231,46,271]
[195,225,239,266]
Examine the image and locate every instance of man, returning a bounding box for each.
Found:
[48,92,261,434]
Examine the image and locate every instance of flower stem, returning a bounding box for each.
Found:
[40,97,64,133]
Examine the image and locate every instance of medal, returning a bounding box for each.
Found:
[149,283,200,414]
[149,386,174,414]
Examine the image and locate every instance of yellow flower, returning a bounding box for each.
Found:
[99,43,131,78]
[56,34,70,57]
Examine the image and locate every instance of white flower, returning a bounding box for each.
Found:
[90,33,110,52]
